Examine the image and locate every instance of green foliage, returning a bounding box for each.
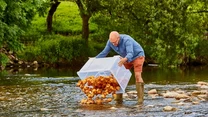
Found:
[0,53,9,68]
[18,45,41,61]
[0,0,49,50]
[18,35,95,64]
[0,0,50,66]
[4,0,208,68]
[195,39,208,63]
[91,0,208,67]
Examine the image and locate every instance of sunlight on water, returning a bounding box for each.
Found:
[0,66,207,116]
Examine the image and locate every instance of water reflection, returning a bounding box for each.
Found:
[0,66,207,116]
[1,66,208,86]
[129,66,208,85]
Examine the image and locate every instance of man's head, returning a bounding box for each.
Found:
[109,31,120,46]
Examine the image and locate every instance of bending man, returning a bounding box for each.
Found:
[96,31,145,104]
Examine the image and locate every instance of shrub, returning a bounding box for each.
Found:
[18,35,96,67]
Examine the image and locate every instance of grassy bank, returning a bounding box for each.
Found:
[24,1,97,36]
[16,1,208,69]
[18,1,100,67]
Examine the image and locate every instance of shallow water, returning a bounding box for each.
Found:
[0,66,207,117]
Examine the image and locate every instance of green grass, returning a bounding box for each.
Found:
[26,1,97,36]
[53,1,82,34]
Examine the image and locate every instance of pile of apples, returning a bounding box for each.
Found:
[77,75,120,104]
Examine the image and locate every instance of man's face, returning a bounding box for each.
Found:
[110,36,119,46]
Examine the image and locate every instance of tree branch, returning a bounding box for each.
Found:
[75,0,84,12]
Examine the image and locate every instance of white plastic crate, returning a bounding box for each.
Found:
[77,55,132,93]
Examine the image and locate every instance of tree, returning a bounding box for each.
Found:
[47,0,61,33]
[92,0,208,66]
[73,0,107,42]
[0,0,48,68]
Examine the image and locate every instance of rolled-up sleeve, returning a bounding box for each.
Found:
[125,40,134,61]
[96,41,111,58]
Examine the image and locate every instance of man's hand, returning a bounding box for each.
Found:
[118,57,127,66]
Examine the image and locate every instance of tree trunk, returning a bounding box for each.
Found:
[75,0,91,44]
[47,1,61,33]
[81,14,90,42]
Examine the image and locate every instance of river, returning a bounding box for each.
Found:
[0,66,207,117]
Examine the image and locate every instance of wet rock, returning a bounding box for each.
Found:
[192,90,207,96]
[123,93,128,98]
[185,111,192,114]
[40,108,55,111]
[148,89,157,94]
[145,105,154,108]
[190,97,200,102]
[162,91,179,98]
[18,61,23,65]
[163,106,177,111]
[171,100,180,104]
[34,67,38,71]
[126,91,137,99]
[172,100,187,105]
[176,102,186,106]
[9,61,14,64]
[32,61,39,68]
[8,55,16,60]
[197,94,207,99]
[110,107,117,110]
[16,97,23,100]
[0,97,7,101]
[75,109,83,113]
[33,61,38,64]
[192,101,200,105]
[192,91,202,96]
[148,89,158,98]
[197,81,208,86]
[196,81,208,89]
[176,90,185,94]
[175,94,189,100]
[163,91,190,100]
[8,51,13,54]
[200,85,208,89]
[127,94,137,99]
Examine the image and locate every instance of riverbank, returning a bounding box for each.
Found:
[1,46,208,72]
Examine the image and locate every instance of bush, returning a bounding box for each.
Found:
[0,53,9,68]
[195,39,208,64]
[18,35,96,67]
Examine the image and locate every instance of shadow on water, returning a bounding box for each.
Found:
[79,104,113,110]
[0,66,207,116]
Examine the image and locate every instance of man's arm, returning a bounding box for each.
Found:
[125,40,134,61]
[96,41,111,58]
[118,40,134,66]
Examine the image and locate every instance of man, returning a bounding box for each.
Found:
[96,31,145,104]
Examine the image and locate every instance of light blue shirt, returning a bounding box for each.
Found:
[96,34,145,62]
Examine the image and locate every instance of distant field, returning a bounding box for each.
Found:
[27,1,97,35]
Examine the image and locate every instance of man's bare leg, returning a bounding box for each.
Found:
[135,72,143,83]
